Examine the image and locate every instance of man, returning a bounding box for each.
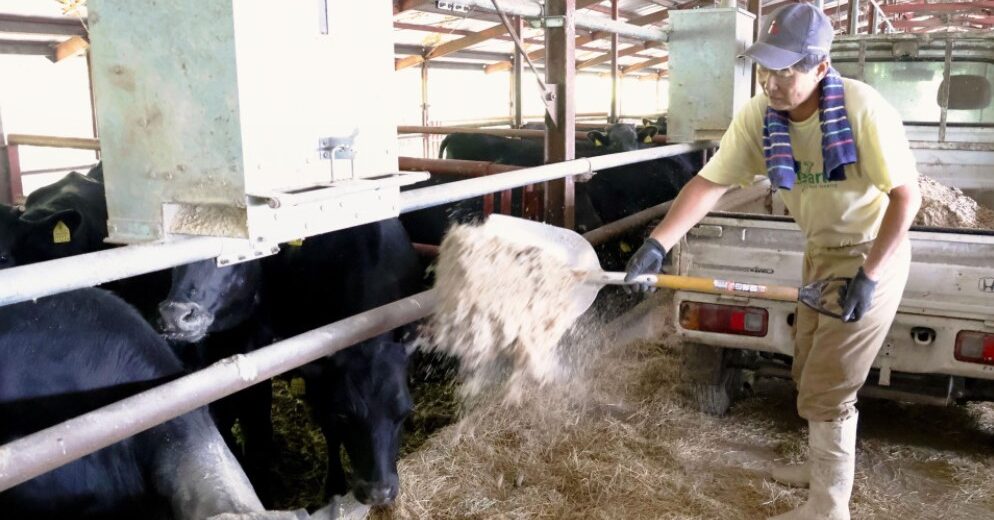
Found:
[624,4,921,519]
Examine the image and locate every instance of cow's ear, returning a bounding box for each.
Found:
[587,131,606,147]
[21,209,82,245]
[638,125,659,144]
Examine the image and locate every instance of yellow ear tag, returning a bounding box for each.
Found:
[290,377,307,397]
[53,221,71,244]
[643,136,653,144]
[619,241,632,253]
[594,139,603,147]
[288,238,304,247]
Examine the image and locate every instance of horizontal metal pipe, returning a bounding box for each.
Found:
[399,156,521,177]
[582,180,771,246]
[0,237,227,307]
[0,142,708,308]
[412,242,440,257]
[19,163,100,177]
[398,125,590,141]
[458,0,668,42]
[0,289,438,492]
[6,134,100,150]
[398,125,668,144]
[400,141,713,213]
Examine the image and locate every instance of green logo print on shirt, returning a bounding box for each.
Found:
[794,160,835,188]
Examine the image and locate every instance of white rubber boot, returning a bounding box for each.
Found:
[771,460,809,488]
[768,412,857,520]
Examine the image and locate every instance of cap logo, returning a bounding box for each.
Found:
[769,19,780,35]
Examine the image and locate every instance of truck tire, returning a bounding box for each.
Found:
[680,343,746,416]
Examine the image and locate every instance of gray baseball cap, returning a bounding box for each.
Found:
[741,3,834,70]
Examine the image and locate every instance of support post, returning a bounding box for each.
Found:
[420,61,430,158]
[867,0,877,34]
[847,0,861,34]
[0,104,10,204]
[748,0,762,96]
[609,0,620,123]
[512,16,524,128]
[543,0,576,229]
[6,144,22,204]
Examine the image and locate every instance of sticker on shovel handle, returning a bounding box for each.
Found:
[713,279,767,294]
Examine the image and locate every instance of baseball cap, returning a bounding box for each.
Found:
[740,3,834,70]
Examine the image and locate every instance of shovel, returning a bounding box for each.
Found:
[481,214,846,324]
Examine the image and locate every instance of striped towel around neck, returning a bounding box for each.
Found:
[762,67,857,191]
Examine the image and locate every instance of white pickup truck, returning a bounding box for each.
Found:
[670,32,994,415]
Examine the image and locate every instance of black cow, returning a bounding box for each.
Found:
[642,115,668,136]
[158,219,422,507]
[16,169,108,262]
[13,164,171,319]
[583,125,700,223]
[401,123,659,244]
[0,211,297,520]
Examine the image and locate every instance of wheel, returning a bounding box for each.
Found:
[681,343,749,416]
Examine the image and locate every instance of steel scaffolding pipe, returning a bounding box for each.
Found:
[399,125,589,141]
[0,236,228,307]
[400,141,713,213]
[399,156,521,177]
[0,289,438,492]
[582,179,772,246]
[397,125,669,144]
[0,142,711,307]
[457,0,668,42]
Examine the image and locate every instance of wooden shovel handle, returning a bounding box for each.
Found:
[654,274,800,303]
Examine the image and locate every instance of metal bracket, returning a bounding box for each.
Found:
[319,130,359,182]
[529,15,565,28]
[436,1,469,13]
[216,239,282,268]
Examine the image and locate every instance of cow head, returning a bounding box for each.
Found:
[587,123,658,153]
[318,340,412,506]
[158,259,263,343]
[0,204,24,270]
[14,208,87,263]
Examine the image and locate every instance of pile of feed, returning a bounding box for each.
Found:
[914,176,994,229]
[377,291,994,519]
[420,223,587,402]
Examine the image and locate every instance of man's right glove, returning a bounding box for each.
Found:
[624,238,667,293]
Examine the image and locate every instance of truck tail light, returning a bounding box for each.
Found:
[679,302,768,337]
[954,331,994,366]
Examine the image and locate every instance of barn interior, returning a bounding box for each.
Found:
[1,1,994,519]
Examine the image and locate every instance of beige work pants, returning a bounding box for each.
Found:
[791,239,911,422]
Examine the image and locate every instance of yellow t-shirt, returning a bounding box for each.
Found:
[698,77,918,249]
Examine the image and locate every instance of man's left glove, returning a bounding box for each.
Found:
[624,238,666,293]
[838,267,877,323]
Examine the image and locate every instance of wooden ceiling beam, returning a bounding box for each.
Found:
[54,35,88,62]
[881,1,994,15]
[484,6,671,74]
[577,40,662,69]
[621,55,668,75]
[394,0,602,71]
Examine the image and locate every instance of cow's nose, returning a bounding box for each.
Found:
[355,483,397,506]
[158,301,205,330]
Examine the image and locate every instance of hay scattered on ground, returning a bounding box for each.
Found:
[421,223,586,403]
[915,176,994,229]
[269,378,328,511]
[377,292,994,519]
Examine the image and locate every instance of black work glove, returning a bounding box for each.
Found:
[838,267,878,323]
[624,238,666,293]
